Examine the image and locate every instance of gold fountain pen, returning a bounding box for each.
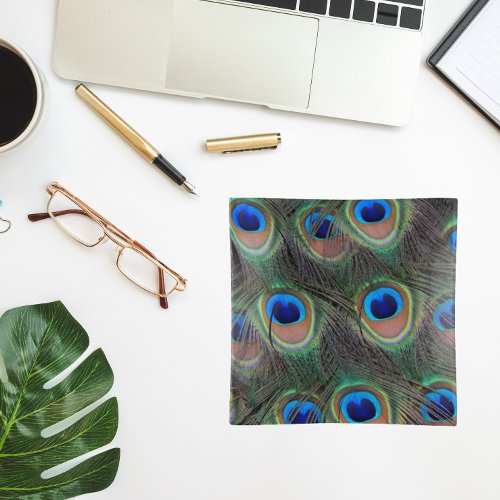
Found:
[75,84,197,195]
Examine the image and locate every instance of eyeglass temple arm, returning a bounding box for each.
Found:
[29,209,169,309]
[28,209,87,222]
[134,240,168,309]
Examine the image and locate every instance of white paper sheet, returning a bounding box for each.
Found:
[437,0,500,126]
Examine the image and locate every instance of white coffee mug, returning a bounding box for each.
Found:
[0,38,46,153]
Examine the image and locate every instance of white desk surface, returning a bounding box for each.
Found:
[0,1,499,499]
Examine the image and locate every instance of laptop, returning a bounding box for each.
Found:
[54,0,426,126]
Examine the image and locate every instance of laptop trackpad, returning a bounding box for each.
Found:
[165,0,318,108]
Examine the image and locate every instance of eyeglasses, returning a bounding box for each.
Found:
[28,182,187,309]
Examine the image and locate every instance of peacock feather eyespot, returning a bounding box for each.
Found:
[231,314,246,343]
[305,211,337,240]
[266,293,306,326]
[347,199,400,247]
[442,218,458,255]
[332,385,390,424]
[363,287,403,321]
[283,400,322,424]
[260,290,316,351]
[357,282,414,346]
[276,392,323,425]
[340,392,381,423]
[443,224,457,255]
[230,199,274,254]
[448,230,457,252]
[419,383,457,425]
[231,314,263,370]
[300,208,349,260]
[354,200,392,224]
[232,203,266,233]
[433,298,455,332]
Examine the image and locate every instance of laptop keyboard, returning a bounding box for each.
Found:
[232,0,424,31]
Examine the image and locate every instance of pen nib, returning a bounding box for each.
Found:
[182,181,199,196]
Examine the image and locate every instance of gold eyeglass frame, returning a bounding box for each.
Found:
[28,182,187,309]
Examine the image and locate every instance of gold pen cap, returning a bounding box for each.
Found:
[206,133,281,154]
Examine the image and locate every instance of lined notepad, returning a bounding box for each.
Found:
[436,0,500,127]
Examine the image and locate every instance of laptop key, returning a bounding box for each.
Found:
[389,0,423,5]
[300,0,328,15]
[400,6,422,30]
[377,3,398,26]
[353,0,375,23]
[235,0,298,9]
[329,0,352,18]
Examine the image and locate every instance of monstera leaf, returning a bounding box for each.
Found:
[0,302,119,498]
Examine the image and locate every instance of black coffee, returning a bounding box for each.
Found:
[0,45,38,147]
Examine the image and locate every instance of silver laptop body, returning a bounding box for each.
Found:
[54,0,426,126]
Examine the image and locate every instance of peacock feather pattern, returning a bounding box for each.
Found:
[230,198,457,426]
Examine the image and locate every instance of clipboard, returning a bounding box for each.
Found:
[427,0,500,130]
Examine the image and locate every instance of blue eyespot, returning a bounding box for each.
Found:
[305,212,338,240]
[354,200,391,224]
[420,389,457,422]
[232,203,266,232]
[231,315,245,343]
[266,294,306,326]
[433,299,455,331]
[283,400,322,424]
[448,230,457,253]
[340,391,382,423]
[363,287,403,321]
